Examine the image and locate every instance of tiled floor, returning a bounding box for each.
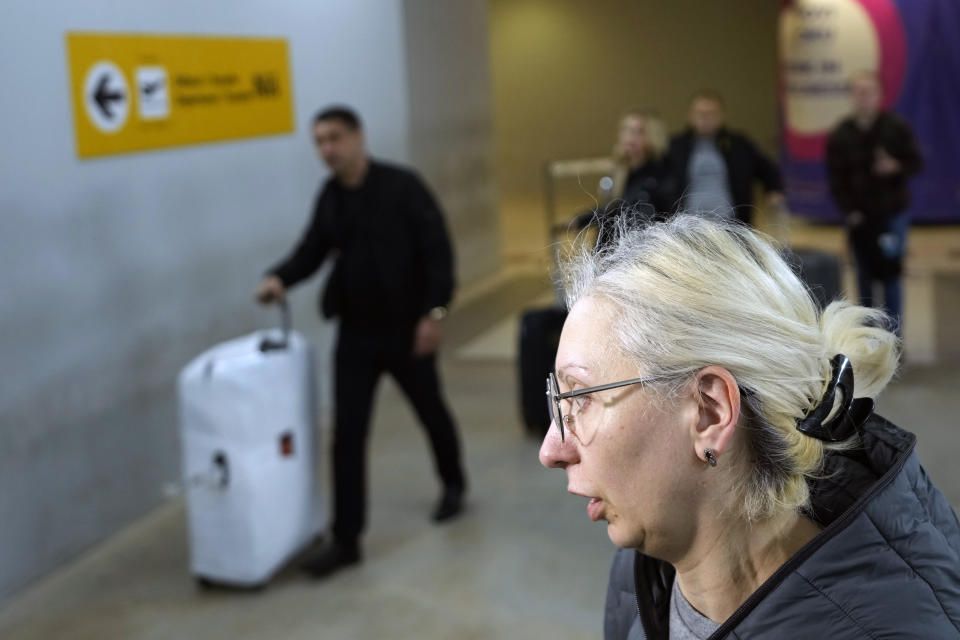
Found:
[1,226,958,639]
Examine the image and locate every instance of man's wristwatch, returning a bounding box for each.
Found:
[428,306,449,321]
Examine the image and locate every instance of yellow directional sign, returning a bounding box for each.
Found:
[66,32,295,158]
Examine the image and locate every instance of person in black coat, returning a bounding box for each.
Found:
[662,90,783,225]
[575,109,668,251]
[826,71,923,331]
[613,109,668,215]
[256,106,467,578]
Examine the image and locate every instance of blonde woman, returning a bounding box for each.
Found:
[611,109,667,212]
[540,215,960,638]
[587,110,668,251]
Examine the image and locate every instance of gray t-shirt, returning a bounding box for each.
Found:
[683,137,734,218]
[670,577,720,640]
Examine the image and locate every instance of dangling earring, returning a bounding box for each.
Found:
[704,449,718,467]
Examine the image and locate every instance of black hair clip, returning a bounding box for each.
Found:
[796,354,874,442]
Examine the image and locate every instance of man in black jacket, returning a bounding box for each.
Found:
[826,71,922,330]
[256,106,467,577]
[662,90,783,225]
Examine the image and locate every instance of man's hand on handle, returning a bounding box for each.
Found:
[256,275,287,305]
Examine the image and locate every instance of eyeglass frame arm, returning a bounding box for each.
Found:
[552,375,661,402]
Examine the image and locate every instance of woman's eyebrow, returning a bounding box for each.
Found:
[556,364,595,388]
[556,362,590,376]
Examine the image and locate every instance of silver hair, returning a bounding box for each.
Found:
[558,213,900,519]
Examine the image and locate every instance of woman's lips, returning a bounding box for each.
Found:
[569,489,605,522]
[587,497,605,522]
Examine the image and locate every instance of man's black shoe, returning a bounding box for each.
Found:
[432,486,465,523]
[302,542,361,578]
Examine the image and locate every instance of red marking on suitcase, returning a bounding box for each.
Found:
[280,432,294,457]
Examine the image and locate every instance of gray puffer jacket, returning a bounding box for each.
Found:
[605,414,960,639]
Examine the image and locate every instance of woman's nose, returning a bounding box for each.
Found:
[539,420,578,469]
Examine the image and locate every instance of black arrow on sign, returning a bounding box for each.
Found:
[93,74,124,119]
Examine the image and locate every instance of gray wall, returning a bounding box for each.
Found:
[402,0,501,285]
[0,0,499,602]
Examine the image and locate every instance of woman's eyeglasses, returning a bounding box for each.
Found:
[545,372,662,442]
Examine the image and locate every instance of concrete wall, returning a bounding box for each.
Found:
[488,0,782,260]
[0,0,498,602]
[402,0,501,286]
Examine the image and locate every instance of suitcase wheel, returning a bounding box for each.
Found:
[194,576,266,593]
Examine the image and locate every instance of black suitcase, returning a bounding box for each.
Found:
[789,248,843,309]
[518,307,567,436]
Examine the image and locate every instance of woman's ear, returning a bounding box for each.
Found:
[691,366,741,464]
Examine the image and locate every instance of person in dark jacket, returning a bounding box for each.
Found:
[574,109,667,251]
[540,214,960,638]
[662,90,783,225]
[826,71,923,332]
[613,109,668,215]
[256,106,467,578]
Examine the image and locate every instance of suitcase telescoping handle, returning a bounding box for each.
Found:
[259,298,291,352]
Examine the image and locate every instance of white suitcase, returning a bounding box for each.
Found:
[176,304,322,587]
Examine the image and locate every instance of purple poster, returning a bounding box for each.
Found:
[779,0,960,223]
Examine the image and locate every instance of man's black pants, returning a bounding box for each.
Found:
[331,324,465,544]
